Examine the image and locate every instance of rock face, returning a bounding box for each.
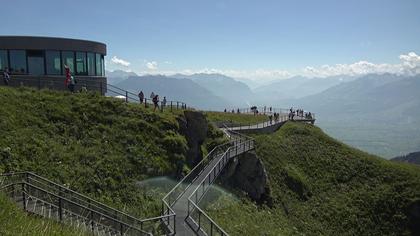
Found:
[177,111,208,166]
[221,150,272,205]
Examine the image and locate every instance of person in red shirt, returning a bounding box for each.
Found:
[64,64,71,88]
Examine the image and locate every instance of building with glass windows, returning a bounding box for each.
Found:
[0,36,107,93]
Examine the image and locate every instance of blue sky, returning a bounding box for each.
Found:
[3,0,420,80]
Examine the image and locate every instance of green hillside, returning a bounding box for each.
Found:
[0,86,221,223]
[2,86,419,236]
[206,122,420,236]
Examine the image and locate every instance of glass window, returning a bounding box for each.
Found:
[0,50,8,71]
[95,53,102,76]
[9,50,27,74]
[101,55,105,76]
[62,51,74,74]
[76,52,87,75]
[46,51,61,75]
[27,50,45,75]
[87,52,95,76]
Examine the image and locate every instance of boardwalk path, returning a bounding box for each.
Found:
[169,113,315,235]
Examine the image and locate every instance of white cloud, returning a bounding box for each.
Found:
[146,61,158,70]
[399,52,420,75]
[128,52,420,81]
[111,56,130,67]
[300,52,420,78]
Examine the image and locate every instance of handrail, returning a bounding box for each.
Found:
[157,139,238,234]
[1,180,151,235]
[0,172,175,235]
[210,106,315,121]
[185,125,255,235]
[22,182,147,233]
[2,172,143,226]
[162,140,235,207]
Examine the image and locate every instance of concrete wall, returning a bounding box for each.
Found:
[2,75,107,94]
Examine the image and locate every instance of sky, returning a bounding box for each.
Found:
[3,0,420,81]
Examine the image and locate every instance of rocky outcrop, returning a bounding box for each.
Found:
[221,150,272,206]
[177,111,208,166]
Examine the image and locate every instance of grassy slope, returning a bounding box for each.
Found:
[0,193,85,236]
[0,86,193,219]
[206,122,420,236]
[205,111,268,125]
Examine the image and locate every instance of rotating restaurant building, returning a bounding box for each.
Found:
[0,36,107,93]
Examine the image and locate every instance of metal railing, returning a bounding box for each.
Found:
[105,83,188,111]
[160,139,239,233]
[185,127,255,236]
[0,172,151,235]
[216,107,315,121]
[224,114,289,131]
[1,76,188,111]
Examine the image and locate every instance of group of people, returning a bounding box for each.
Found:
[137,91,167,111]
[268,112,281,124]
[289,107,313,120]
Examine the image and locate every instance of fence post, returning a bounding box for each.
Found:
[125,91,128,103]
[177,102,179,109]
[170,101,173,111]
[58,197,63,221]
[120,223,124,236]
[198,211,201,229]
[90,211,94,232]
[21,183,26,211]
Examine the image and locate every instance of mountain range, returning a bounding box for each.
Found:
[253,75,357,102]
[105,70,420,158]
[171,73,253,107]
[114,74,230,110]
[286,74,420,158]
[392,151,420,165]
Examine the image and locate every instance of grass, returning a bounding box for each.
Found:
[0,193,86,236]
[205,121,420,236]
[0,86,221,222]
[204,111,268,126]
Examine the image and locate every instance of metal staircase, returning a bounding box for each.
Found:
[0,172,151,236]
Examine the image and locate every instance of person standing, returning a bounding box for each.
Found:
[64,64,71,90]
[149,92,155,106]
[138,91,144,104]
[153,94,159,111]
[162,96,167,107]
[3,67,10,85]
[69,76,76,93]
